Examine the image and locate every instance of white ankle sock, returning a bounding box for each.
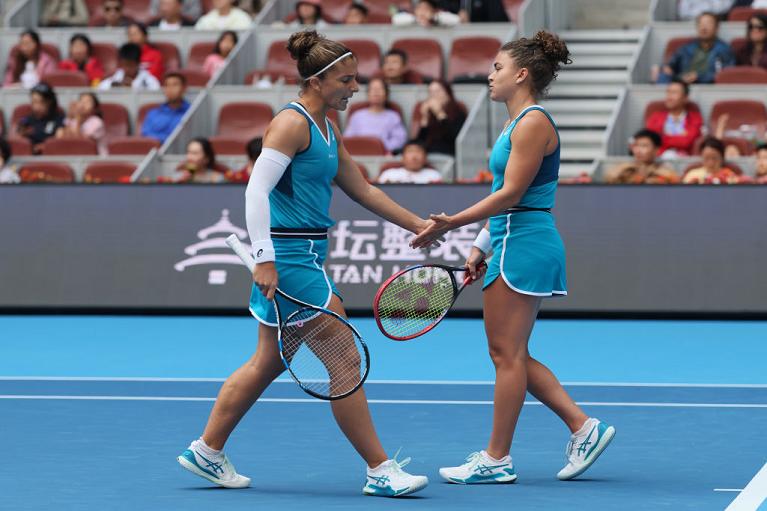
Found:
[194,438,223,458]
[482,451,510,463]
[572,418,595,437]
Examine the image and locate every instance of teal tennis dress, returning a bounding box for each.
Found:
[249,102,341,326]
[483,105,567,297]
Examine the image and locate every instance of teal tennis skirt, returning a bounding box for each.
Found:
[483,211,567,297]
[249,235,341,326]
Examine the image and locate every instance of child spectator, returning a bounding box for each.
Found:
[413,79,466,155]
[645,80,703,157]
[150,0,195,29]
[41,0,88,26]
[99,43,161,91]
[3,30,57,89]
[56,92,107,156]
[735,14,767,69]
[141,72,190,144]
[16,82,65,154]
[378,141,442,183]
[58,34,105,87]
[127,22,165,80]
[203,30,238,77]
[0,139,19,184]
[343,78,407,153]
[605,129,679,184]
[195,0,252,30]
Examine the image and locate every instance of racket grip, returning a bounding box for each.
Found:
[463,261,488,286]
[225,234,256,273]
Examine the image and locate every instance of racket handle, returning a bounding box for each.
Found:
[225,234,256,273]
[462,261,488,286]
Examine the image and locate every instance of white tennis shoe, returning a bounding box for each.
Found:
[557,417,615,480]
[439,450,517,484]
[177,440,251,488]
[363,455,428,497]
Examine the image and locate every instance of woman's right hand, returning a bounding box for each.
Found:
[253,262,278,300]
[465,247,487,283]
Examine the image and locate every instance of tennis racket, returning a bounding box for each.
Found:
[225,234,369,401]
[373,262,486,341]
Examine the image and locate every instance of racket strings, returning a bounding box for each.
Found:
[376,267,457,338]
[281,308,366,398]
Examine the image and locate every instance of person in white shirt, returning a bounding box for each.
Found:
[98,43,161,91]
[195,0,252,30]
[377,140,442,183]
[392,0,461,27]
[0,139,20,184]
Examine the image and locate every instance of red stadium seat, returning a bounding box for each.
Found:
[107,136,160,155]
[84,161,137,183]
[715,66,767,84]
[354,160,370,180]
[727,7,767,21]
[41,137,98,156]
[710,99,767,139]
[121,0,152,23]
[730,37,747,57]
[177,68,210,87]
[188,42,217,70]
[392,38,443,82]
[91,42,118,77]
[366,12,391,23]
[19,162,75,183]
[643,100,701,123]
[447,37,501,83]
[502,0,524,22]
[209,136,247,155]
[346,100,404,120]
[201,0,213,13]
[217,102,274,141]
[318,0,351,23]
[11,105,65,128]
[153,41,181,72]
[264,40,299,82]
[41,70,90,87]
[663,37,695,63]
[10,42,60,64]
[137,102,161,132]
[7,137,32,156]
[340,39,381,81]
[343,136,387,156]
[100,103,131,141]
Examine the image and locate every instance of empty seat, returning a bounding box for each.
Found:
[19,162,75,183]
[121,0,152,23]
[347,100,404,120]
[41,137,98,155]
[188,41,217,70]
[217,102,274,141]
[107,136,160,155]
[263,40,300,82]
[343,136,387,156]
[137,102,162,133]
[318,0,351,23]
[41,70,90,87]
[209,136,247,155]
[7,137,32,156]
[340,39,381,81]
[447,37,501,83]
[715,66,767,84]
[727,7,767,21]
[392,38,443,82]
[643,100,700,122]
[663,37,695,62]
[178,68,210,87]
[84,161,137,183]
[100,103,131,142]
[710,100,767,138]
[153,41,181,72]
[91,42,118,77]
[366,12,391,23]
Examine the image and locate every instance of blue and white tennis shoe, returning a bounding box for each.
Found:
[557,417,615,480]
[364,455,428,497]
[177,440,251,488]
[439,450,517,484]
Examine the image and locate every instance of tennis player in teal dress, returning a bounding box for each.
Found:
[412,31,615,484]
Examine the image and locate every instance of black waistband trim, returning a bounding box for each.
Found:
[271,227,328,239]
[503,206,551,214]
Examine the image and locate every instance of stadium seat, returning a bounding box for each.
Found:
[643,100,700,123]
[709,100,767,138]
[209,136,247,155]
[11,105,65,128]
[727,7,767,21]
[41,137,98,156]
[340,39,381,81]
[247,40,300,85]
[92,42,118,77]
[177,68,210,87]
[354,161,369,180]
[41,70,90,87]
[447,37,501,83]
[100,103,131,141]
[19,162,75,183]
[318,0,351,23]
[154,41,181,72]
[201,0,213,13]
[343,136,387,156]
[84,161,137,183]
[367,0,411,16]
[217,102,273,141]
[366,12,391,23]
[663,37,695,62]
[730,37,747,57]
[715,66,767,84]
[121,0,153,23]
[392,38,443,82]
[10,42,60,64]
[188,42,217,70]
[107,136,160,155]
[7,137,32,156]
[502,0,524,22]
[346,100,404,120]
[692,136,755,156]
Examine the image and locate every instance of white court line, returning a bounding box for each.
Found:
[1,395,766,408]
[1,376,767,388]
[715,489,743,492]
[725,463,767,511]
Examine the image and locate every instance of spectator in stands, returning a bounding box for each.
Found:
[150,0,195,29]
[171,137,226,183]
[378,141,442,183]
[605,129,679,184]
[645,79,703,157]
[0,139,19,184]
[289,0,327,27]
[756,143,767,183]
[3,30,57,89]
[58,34,105,87]
[195,0,252,30]
[392,0,460,27]
[657,12,734,84]
[677,0,734,20]
[683,137,740,183]
[413,79,466,155]
[141,72,190,144]
[735,14,767,68]
[343,78,407,153]
[344,3,368,24]
[225,136,262,182]
[377,49,423,85]
[41,0,88,26]
[98,43,161,91]
[203,30,238,77]
[16,82,65,154]
[56,92,107,156]
[150,0,200,22]
[437,0,509,22]
[98,0,132,27]
[127,22,165,80]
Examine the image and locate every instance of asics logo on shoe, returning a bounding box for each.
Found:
[576,427,596,455]
[474,464,507,475]
[367,475,391,486]
[197,452,224,475]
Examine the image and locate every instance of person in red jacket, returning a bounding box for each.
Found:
[127,21,164,80]
[645,79,703,157]
[58,34,105,87]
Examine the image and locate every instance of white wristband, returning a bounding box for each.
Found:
[251,239,276,263]
[472,228,491,254]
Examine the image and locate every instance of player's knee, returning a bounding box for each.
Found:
[488,342,527,368]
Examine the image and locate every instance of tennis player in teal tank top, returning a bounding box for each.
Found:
[412,31,615,484]
[177,30,432,497]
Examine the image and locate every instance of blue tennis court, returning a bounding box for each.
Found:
[2,316,766,510]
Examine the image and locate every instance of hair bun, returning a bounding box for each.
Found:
[287,30,323,62]
[534,30,571,68]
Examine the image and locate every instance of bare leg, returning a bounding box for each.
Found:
[526,357,588,433]
[483,280,542,460]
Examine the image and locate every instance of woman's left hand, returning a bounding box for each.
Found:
[411,212,454,249]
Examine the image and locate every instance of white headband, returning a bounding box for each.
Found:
[304,51,353,81]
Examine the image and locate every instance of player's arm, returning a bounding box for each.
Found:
[330,122,428,234]
[244,111,309,299]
